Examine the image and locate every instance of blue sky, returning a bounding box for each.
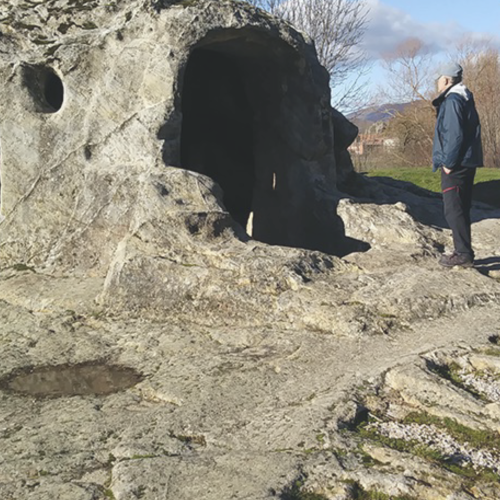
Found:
[362,0,500,59]
[335,0,500,110]
[382,0,500,35]
[364,0,500,55]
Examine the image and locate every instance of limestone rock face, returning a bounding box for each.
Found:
[0,0,364,322]
[2,2,500,500]
[0,0,349,275]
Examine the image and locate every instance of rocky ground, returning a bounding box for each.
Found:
[2,1,500,498]
[1,184,500,500]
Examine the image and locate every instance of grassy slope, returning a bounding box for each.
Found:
[366,167,500,193]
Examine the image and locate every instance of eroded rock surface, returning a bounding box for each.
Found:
[1,199,500,499]
[2,283,500,499]
[0,0,349,269]
[1,1,500,499]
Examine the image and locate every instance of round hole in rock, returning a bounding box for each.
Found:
[0,362,142,398]
[21,65,64,113]
[44,70,64,111]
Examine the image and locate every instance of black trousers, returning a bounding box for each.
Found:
[441,166,476,258]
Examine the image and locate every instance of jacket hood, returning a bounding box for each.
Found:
[432,82,471,109]
[446,82,471,101]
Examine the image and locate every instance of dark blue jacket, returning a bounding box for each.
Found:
[432,83,483,171]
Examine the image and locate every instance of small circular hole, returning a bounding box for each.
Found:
[44,71,64,111]
[22,65,65,113]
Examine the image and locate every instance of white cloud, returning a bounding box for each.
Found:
[362,0,499,59]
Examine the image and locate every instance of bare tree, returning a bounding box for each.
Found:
[373,38,436,167]
[381,37,435,104]
[381,37,500,169]
[244,0,370,111]
[383,102,435,166]
[244,0,282,10]
[456,39,500,169]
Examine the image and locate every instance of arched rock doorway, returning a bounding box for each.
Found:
[181,48,255,228]
[179,28,337,253]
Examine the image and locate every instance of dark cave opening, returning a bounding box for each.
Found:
[181,49,256,228]
[177,29,339,253]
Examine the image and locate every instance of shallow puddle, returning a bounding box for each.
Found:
[0,362,142,398]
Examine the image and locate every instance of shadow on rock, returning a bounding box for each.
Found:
[474,256,500,274]
[473,180,500,209]
[338,172,500,229]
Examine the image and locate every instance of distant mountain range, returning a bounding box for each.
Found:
[348,102,411,133]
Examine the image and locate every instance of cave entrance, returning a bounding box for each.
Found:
[181,49,255,229]
[179,28,336,252]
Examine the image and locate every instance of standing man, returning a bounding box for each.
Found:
[432,62,483,268]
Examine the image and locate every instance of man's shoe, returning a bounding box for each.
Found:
[439,252,474,268]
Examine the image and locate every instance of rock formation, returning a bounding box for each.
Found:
[0,0,366,319]
[0,0,355,264]
[1,1,500,499]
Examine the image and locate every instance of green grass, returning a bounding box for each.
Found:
[482,347,500,357]
[356,411,500,484]
[366,167,500,193]
[11,263,36,272]
[359,423,499,483]
[358,425,443,462]
[402,412,500,451]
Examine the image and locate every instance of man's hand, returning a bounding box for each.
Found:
[442,166,452,174]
